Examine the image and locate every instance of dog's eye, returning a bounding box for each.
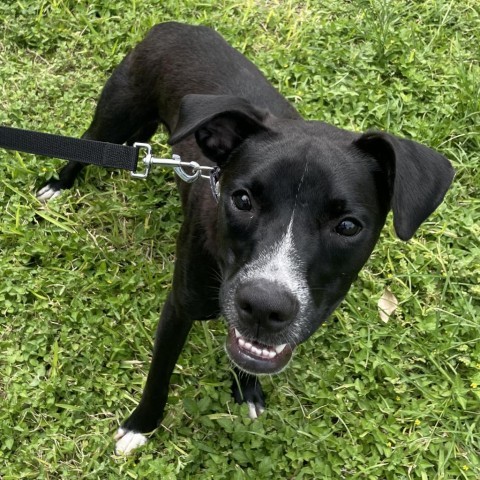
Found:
[232,190,252,211]
[335,218,362,236]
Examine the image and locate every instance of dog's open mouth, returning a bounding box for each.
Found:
[226,328,293,374]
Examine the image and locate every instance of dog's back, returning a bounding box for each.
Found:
[121,22,300,132]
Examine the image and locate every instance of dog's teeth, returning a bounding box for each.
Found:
[235,331,287,360]
[251,346,262,356]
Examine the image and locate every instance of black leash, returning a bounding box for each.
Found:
[0,125,221,201]
[0,125,139,171]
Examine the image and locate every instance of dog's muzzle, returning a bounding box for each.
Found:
[225,279,298,374]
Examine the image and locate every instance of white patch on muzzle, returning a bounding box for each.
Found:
[225,215,312,340]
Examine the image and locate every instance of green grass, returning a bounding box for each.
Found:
[1,0,479,478]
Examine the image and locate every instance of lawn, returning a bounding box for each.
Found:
[0,0,479,478]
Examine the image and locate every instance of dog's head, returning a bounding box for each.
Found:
[170,94,454,375]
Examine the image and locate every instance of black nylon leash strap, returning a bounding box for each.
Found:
[0,125,139,171]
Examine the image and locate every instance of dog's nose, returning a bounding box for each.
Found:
[235,280,299,332]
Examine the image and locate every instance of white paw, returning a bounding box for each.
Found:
[247,401,265,420]
[114,428,148,455]
[37,184,62,202]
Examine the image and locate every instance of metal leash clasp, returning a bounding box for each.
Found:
[132,142,214,182]
[131,143,153,179]
[131,142,220,202]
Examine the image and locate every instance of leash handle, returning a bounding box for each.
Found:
[0,125,139,171]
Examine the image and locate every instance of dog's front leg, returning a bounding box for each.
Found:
[231,367,265,420]
[115,292,193,455]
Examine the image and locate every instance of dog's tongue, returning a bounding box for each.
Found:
[226,328,293,374]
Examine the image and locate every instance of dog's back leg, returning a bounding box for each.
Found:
[114,292,193,455]
[37,57,160,201]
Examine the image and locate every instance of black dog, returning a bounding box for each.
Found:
[37,22,454,454]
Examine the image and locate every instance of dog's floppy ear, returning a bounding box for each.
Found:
[168,94,269,164]
[354,132,454,241]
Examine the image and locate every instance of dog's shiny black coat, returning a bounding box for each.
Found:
[40,23,454,449]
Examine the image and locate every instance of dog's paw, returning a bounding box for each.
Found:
[246,400,265,420]
[114,427,148,455]
[37,182,63,202]
[232,373,266,420]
